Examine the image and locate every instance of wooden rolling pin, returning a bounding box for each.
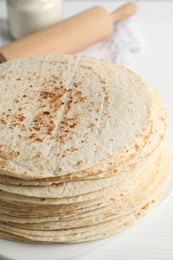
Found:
[0,2,138,62]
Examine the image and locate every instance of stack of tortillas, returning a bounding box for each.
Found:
[0,55,172,243]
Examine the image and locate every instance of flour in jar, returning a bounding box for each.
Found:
[7,0,62,39]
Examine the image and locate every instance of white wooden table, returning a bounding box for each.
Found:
[0,1,173,260]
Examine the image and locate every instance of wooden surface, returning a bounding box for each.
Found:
[0,1,173,260]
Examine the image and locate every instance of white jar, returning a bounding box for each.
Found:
[7,0,62,39]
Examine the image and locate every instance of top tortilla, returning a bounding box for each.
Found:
[0,55,153,179]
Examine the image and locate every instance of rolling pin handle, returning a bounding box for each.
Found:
[0,53,6,63]
[111,2,138,23]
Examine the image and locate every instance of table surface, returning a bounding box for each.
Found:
[0,1,173,260]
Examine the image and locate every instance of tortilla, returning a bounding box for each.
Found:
[0,55,172,243]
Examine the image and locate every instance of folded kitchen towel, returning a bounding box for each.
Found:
[79,16,145,68]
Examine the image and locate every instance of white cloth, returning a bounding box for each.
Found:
[79,16,145,68]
